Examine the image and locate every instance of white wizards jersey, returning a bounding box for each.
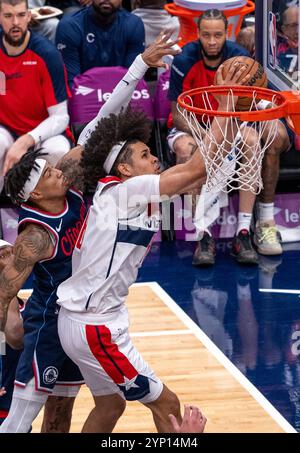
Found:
[57,174,160,320]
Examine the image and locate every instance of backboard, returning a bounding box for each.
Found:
[256,0,300,90]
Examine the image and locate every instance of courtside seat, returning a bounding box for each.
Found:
[68,66,154,142]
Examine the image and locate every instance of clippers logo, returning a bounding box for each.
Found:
[86,33,95,43]
[43,366,58,384]
[269,11,277,69]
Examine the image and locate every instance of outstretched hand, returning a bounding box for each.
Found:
[169,404,207,433]
[214,62,251,109]
[141,30,181,69]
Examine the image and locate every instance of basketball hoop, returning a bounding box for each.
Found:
[177,86,300,194]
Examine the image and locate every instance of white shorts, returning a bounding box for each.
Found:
[57,307,163,403]
[167,127,190,153]
[13,378,81,403]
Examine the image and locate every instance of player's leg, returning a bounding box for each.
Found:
[41,395,76,433]
[40,357,84,433]
[0,378,48,432]
[4,298,23,350]
[142,384,181,432]
[232,190,258,264]
[58,308,179,432]
[254,120,290,255]
[167,129,216,265]
[231,125,259,264]
[167,129,196,165]
[81,393,126,433]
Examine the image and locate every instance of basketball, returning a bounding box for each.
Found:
[214,56,268,111]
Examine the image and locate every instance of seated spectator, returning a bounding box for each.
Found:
[277,4,299,78]
[48,0,92,15]
[56,0,145,87]
[168,9,290,265]
[131,0,179,48]
[0,0,72,189]
[236,25,255,58]
[28,0,59,43]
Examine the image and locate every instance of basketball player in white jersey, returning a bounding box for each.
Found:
[0,31,183,433]
[56,64,250,432]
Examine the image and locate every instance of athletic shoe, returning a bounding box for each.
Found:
[231,229,258,264]
[192,232,216,266]
[253,222,283,255]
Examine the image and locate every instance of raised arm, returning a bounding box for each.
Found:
[77,30,181,146]
[0,225,53,332]
[55,31,181,187]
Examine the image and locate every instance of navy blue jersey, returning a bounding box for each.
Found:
[18,188,86,303]
[14,189,86,392]
[0,31,69,137]
[55,6,145,87]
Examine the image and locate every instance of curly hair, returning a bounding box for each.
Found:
[81,107,152,191]
[4,148,48,205]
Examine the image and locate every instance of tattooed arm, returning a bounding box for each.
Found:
[0,224,54,332]
[55,145,84,191]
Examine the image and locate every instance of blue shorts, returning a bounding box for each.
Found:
[15,296,84,393]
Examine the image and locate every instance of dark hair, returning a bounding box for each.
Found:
[4,148,47,205]
[81,107,152,191]
[0,0,28,9]
[197,9,228,30]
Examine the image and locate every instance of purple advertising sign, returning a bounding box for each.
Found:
[1,193,299,244]
[69,66,154,124]
[154,70,171,121]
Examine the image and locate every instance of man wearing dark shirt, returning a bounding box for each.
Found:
[56,0,145,87]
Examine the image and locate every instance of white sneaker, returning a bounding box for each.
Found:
[254,222,283,255]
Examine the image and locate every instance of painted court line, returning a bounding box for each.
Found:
[131,329,190,338]
[132,282,297,433]
[259,288,300,295]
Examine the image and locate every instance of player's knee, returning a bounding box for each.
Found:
[148,386,180,418]
[94,395,126,422]
[109,398,126,421]
[265,122,290,155]
[5,317,23,350]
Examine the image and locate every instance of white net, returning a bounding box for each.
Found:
[178,89,279,195]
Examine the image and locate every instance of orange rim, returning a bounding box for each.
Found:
[177,86,300,132]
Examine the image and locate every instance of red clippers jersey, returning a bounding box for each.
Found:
[0,31,69,136]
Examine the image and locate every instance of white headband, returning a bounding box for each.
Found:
[19,158,47,202]
[0,240,12,248]
[103,141,126,174]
